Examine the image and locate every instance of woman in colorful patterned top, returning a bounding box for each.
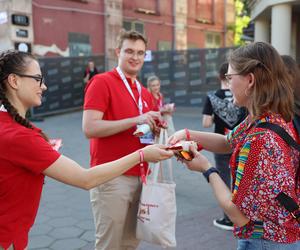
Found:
[169,42,300,249]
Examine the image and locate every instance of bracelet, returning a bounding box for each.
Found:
[185,128,191,141]
[138,150,146,184]
[197,143,204,151]
[202,167,220,183]
[138,149,144,166]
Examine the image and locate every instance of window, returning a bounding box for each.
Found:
[123,21,144,34]
[205,32,221,48]
[124,1,159,15]
[63,0,89,3]
[195,0,214,24]
[68,32,91,56]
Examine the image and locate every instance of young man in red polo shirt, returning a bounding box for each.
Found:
[82,30,160,250]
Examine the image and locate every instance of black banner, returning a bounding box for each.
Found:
[32,55,105,117]
[31,47,234,117]
[140,47,235,107]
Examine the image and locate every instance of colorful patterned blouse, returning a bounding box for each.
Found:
[227,112,300,243]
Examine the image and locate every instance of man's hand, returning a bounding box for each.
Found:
[135,111,161,129]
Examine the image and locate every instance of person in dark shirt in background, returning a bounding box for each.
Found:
[202,62,247,230]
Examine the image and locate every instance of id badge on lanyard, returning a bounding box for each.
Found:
[116,67,154,144]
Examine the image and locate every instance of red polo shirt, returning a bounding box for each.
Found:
[0,111,60,250]
[84,68,153,175]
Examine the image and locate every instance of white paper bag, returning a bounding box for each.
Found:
[163,113,175,136]
[136,129,177,248]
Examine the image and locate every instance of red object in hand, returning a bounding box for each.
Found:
[166,141,203,151]
[156,119,168,128]
[166,142,184,150]
[185,128,191,141]
[197,143,203,151]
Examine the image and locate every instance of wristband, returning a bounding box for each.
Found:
[138,149,144,163]
[203,167,220,183]
[197,143,204,151]
[138,150,146,184]
[185,128,191,141]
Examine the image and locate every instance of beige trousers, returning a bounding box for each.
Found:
[90,175,142,250]
[0,245,15,250]
[0,246,28,250]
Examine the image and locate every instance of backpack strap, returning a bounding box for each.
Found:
[293,114,300,136]
[256,122,300,224]
[256,122,300,151]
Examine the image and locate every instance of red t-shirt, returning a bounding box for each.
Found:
[150,92,164,112]
[0,111,60,250]
[83,68,153,175]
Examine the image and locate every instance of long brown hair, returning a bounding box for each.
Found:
[281,55,300,116]
[0,50,48,141]
[228,42,294,121]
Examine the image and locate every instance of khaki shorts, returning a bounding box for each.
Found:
[90,175,142,250]
[0,245,14,250]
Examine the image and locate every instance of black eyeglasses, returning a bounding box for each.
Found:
[13,73,45,87]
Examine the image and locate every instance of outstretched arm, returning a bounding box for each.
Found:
[43,144,174,190]
[168,129,231,154]
[184,146,249,227]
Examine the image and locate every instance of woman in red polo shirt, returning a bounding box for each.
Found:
[0,51,173,250]
[147,75,175,135]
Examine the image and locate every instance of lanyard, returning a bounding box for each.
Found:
[116,67,143,115]
[0,105,7,112]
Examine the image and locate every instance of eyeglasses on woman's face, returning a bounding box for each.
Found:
[224,73,241,84]
[13,73,45,87]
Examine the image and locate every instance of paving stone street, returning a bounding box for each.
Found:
[28,107,237,250]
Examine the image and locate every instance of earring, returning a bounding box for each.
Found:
[244,88,251,97]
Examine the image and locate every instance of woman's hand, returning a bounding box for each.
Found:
[167,129,186,145]
[142,144,174,162]
[183,143,212,173]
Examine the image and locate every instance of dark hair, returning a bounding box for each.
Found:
[228,42,294,121]
[0,50,48,140]
[116,30,148,49]
[281,55,300,116]
[219,62,228,81]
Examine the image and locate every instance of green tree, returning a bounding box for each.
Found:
[234,0,251,45]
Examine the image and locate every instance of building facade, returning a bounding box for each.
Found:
[249,0,300,61]
[0,0,33,53]
[0,0,236,64]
